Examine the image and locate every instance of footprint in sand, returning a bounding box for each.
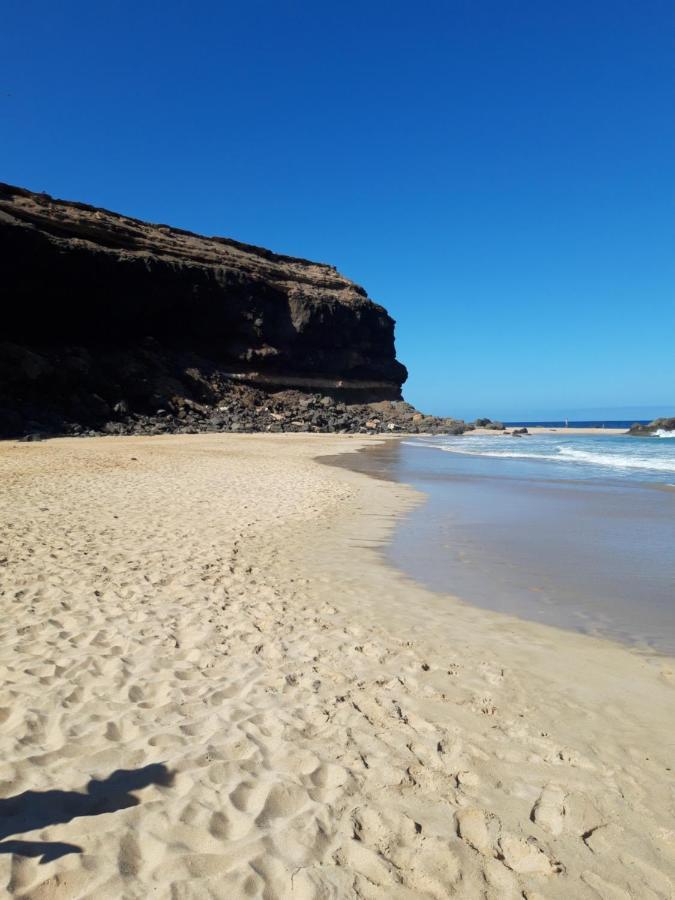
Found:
[483,857,519,898]
[229,780,266,815]
[456,807,495,855]
[206,807,254,842]
[334,839,397,889]
[498,833,559,876]
[531,784,566,835]
[255,781,308,825]
[351,806,462,898]
[309,762,349,790]
[352,805,419,852]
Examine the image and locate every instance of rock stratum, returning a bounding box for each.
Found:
[0,183,469,438]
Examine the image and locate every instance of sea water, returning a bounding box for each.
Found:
[351,429,675,654]
[419,429,675,485]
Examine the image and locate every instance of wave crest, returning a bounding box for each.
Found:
[406,438,675,474]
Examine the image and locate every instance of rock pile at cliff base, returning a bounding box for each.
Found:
[3,345,467,439]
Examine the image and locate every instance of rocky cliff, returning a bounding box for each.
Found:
[0,183,418,437]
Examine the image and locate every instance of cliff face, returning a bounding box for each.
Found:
[0,183,407,436]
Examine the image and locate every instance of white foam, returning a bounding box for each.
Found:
[556,446,675,473]
[405,438,675,474]
[654,429,675,438]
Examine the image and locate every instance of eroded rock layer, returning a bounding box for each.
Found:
[0,183,411,436]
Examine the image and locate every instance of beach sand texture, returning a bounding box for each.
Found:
[0,434,673,899]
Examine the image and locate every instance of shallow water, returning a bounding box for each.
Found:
[417,430,675,483]
[340,434,675,654]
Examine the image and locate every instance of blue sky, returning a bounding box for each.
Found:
[2,1,673,419]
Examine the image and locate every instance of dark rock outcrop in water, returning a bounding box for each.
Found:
[628,417,675,436]
[0,182,465,438]
[473,418,505,431]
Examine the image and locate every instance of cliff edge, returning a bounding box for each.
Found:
[0,183,414,437]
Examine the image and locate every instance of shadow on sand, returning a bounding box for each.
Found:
[0,763,173,863]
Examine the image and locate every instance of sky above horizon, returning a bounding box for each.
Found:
[2,1,674,420]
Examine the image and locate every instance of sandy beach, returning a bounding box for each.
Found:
[1,434,673,900]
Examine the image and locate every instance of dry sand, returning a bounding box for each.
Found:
[0,434,673,900]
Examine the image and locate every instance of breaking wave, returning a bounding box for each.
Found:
[406,437,675,476]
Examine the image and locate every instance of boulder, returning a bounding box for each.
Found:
[628,417,675,436]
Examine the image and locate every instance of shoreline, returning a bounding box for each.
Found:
[470,426,628,435]
[330,438,675,656]
[1,434,673,898]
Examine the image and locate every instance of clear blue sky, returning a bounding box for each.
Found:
[2,1,673,419]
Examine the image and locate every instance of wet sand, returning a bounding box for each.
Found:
[1,434,673,899]
[334,439,675,654]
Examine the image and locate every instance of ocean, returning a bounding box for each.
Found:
[504,420,652,430]
[429,426,675,485]
[345,426,675,655]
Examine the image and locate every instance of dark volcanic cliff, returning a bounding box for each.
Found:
[1,183,411,436]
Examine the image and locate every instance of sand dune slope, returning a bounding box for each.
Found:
[0,435,673,899]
